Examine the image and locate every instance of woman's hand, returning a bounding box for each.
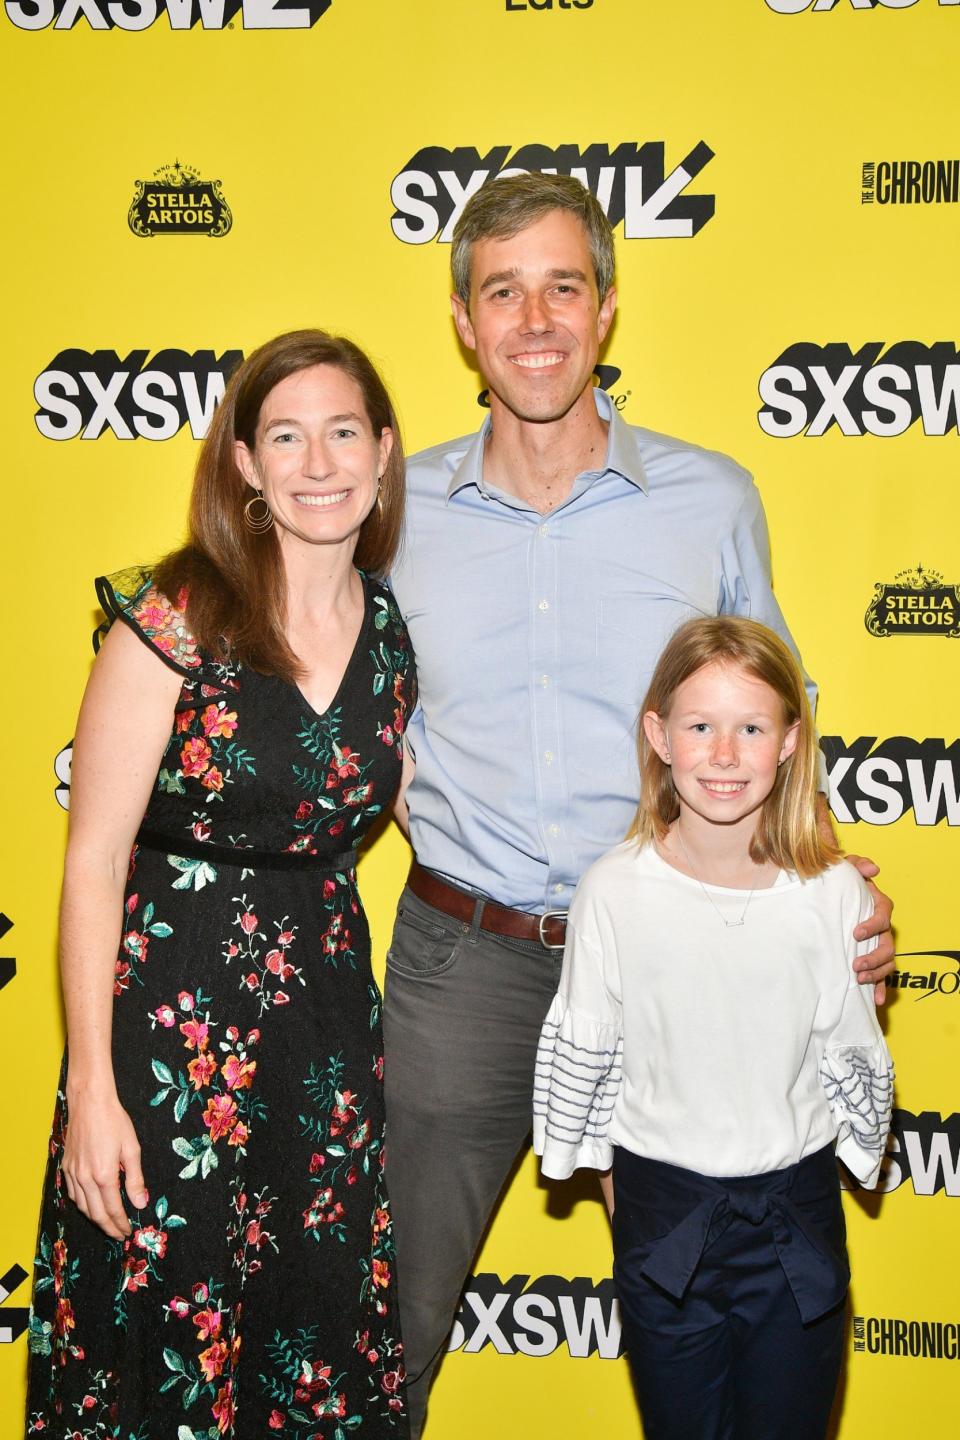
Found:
[62,1084,149,1240]
[56,620,181,1241]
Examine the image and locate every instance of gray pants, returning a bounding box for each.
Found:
[383,884,563,1439]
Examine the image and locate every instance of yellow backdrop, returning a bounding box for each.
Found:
[2,0,958,1434]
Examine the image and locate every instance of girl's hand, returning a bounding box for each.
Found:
[62,1087,148,1240]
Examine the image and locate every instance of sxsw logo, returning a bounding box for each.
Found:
[758,342,960,436]
[765,1,958,12]
[54,743,72,810]
[34,348,243,441]
[5,0,330,27]
[822,737,960,826]
[0,914,15,996]
[876,1110,960,1197]
[449,1273,623,1359]
[390,142,715,245]
[0,1264,30,1344]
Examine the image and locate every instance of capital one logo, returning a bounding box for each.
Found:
[390,142,715,245]
[4,0,330,28]
[765,1,958,12]
[758,343,960,437]
[34,348,244,440]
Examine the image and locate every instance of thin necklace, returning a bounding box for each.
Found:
[674,826,756,929]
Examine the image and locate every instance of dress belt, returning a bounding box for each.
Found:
[628,1150,849,1325]
[136,826,358,874]
[407,862,568,950]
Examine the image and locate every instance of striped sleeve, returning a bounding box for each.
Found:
[818,871,895,1189]
[532,922,622,1180]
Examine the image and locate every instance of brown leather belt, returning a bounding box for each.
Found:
[407,862,568,950]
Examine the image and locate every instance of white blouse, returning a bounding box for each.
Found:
[533,843,894,1187]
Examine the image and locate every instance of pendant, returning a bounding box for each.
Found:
[725,918,745,927]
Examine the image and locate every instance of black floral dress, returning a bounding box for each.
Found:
[27,567,414,1440]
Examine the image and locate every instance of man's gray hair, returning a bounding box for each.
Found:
[450,171,616,306]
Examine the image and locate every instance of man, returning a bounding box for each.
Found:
[385,172,894,1438]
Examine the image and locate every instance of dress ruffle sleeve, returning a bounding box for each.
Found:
[95,566,203,677]
[533,993,623,1181]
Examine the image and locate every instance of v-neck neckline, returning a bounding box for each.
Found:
[292,571,371,719]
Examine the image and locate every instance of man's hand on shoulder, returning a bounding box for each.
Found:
[815,793,895,1004]
[846,855,895,1005]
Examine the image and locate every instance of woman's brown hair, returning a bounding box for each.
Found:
[628,616,840,879]
[155,329,404,684]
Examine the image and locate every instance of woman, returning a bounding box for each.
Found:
[27,330,415,1438]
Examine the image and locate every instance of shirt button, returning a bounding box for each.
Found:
[538,524,549,537]
[538,599,549,612]
[553,883,564,894]
[540,674,550,687]
[548,824,560,837]
[543,750,554,765]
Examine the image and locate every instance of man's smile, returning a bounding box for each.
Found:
[509,352,566,370]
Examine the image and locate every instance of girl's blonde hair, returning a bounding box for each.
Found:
[628,616,840,879]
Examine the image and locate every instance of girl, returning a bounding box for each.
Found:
[533,616,893,1440]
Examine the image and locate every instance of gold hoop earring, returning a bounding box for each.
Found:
[243,492,274,534]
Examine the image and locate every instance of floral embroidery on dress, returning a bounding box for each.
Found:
[222,898,308,1011]
[300,1054,382,1243]
[96,567,203,673]
[159,1277,242,1433]
[115,891,174,996]
[127,582,203,671]
[159,669,256,808]
[112,1194,187,1327]
[148,988,265,1176]
[228,1178,279,1278]
[291,711,385,843]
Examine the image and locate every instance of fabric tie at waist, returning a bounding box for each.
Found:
[136,826,358,874]
[634,1149,849,1326]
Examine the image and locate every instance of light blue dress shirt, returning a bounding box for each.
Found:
[389,389,816,914]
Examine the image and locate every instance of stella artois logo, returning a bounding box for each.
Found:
[865,564,960,638]
[128,161,232,238]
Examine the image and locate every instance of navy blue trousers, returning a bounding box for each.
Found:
[613,1144,849,1440]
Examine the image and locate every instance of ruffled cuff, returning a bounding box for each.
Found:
[532,993,621,1180]
[820,1039,894,1189]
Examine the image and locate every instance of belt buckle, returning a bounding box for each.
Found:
[538,909,568,951]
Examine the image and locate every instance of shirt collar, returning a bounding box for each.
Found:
[445,386,648,503]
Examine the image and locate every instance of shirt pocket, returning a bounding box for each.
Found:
[595,594,705,708]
